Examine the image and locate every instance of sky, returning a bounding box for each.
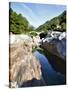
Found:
[10,2,66,28]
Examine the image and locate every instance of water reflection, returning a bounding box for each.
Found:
[33,50,65,85]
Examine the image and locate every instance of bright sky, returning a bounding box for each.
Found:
[10,2,66,28]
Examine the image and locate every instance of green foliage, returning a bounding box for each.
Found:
[36,10,66,32]
[29,31,38,36]
[32,46,37,52]
[9,8,66,34]
[9,8,34,34]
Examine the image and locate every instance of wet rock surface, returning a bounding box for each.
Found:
[40,31,66,60]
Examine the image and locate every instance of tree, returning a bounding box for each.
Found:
[9,8,29,34]
[36,10,66,32]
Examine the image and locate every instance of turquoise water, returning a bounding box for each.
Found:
[33,50,65,85]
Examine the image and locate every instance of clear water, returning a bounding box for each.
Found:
[33,50,65,85]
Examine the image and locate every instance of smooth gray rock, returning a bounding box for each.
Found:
[41,31,66,60]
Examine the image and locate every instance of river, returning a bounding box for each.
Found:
[33,50,65,85]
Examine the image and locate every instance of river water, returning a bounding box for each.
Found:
[33,50,65,85]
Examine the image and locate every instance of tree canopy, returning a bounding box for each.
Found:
[36,10,66,32]
[9,8,34,34]
[9,8,66,35]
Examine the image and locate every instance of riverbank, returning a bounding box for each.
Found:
[33,50,66,85]
[9,31,66,87]
[39,31,66,60]
[9,34,45,88]
[36,47,66,75]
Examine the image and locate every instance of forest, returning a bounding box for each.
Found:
[9,8,66,34]
[36,10,66,32]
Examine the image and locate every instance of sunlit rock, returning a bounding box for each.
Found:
[41,31,66,60]
[9,42,44,87]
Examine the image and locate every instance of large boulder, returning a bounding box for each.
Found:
[9,42,45,87]
[41,31,66,60]
[10,33,40,48]
[10,33,33,44]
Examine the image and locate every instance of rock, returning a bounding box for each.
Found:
[59,32,66,40]
[10,33,40,48]
[39,32,47,39]
[41,31,66,60]
[32,36,41,46]
[9,42,44,87]
[10,33,33,44]
[21,78,45,87]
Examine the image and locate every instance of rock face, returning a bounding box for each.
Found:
[41,31,66,60]
[9,38,45,87]
[10,33,33,44]
[10,33,40,47]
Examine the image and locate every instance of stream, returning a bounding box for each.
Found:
[33,50,65,85]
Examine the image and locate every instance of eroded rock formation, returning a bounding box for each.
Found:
[41,31,66,60]
[9,39,45,87]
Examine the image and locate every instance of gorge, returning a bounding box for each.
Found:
[9,7,66,87]
[9,31,66,87]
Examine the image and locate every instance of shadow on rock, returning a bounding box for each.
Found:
[20,78,46,87]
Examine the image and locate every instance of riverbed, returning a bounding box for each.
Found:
[33,50,66,85]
